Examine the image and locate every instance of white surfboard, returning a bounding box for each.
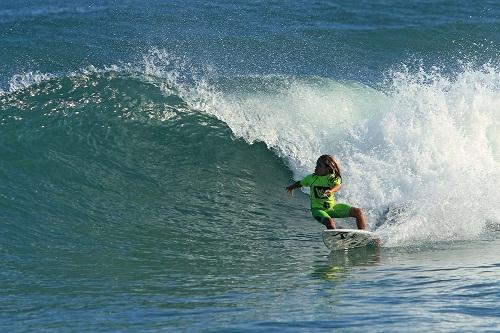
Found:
[322,229,380,251]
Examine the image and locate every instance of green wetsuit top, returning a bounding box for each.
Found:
[300,173,342,210]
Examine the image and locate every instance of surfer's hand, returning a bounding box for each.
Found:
[286,181,301,195]
[286,186,294,195]
[324,184,341,196]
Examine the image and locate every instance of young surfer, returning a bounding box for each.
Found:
[286,154,366,230]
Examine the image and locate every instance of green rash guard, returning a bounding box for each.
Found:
[300,173,341,210]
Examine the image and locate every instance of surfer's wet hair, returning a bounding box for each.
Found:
[318,155,342,180]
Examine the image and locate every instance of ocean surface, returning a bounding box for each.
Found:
[1,1,499,332]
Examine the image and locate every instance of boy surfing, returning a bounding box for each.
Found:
[286,155,366,230]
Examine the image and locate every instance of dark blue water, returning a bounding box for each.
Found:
[1,1,499,332]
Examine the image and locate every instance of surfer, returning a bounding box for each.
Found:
[286,154,366,230]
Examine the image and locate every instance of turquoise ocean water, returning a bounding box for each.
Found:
[1,1,499,332]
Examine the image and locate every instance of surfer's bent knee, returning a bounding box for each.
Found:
[323,217,336,229]
[350,207,363,217]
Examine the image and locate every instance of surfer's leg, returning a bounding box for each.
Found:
[312,209,336,229]
[331,204,365,229]
[322,217,336,229]
[349,207,366,230]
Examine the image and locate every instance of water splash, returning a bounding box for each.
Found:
[341,63,500,245]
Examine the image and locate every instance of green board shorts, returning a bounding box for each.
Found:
[311,203,352,223]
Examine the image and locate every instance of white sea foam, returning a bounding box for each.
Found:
[343,64,500,246]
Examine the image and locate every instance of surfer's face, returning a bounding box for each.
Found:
[315,160,330,176]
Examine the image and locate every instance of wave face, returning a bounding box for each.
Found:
[0,63,314,290]
[1,51,499,251]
